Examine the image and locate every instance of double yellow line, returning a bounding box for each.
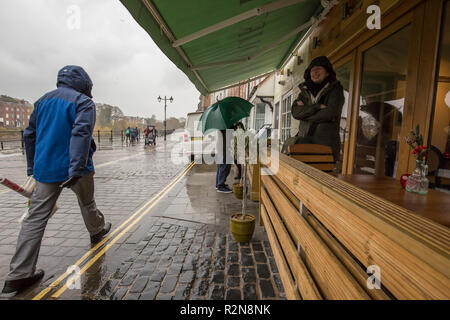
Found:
[33,161,194,300]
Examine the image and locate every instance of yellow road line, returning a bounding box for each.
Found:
[32,161,194,300]
[50,162,194,299]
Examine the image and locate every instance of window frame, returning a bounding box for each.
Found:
[281,91,293,144]
[331,53,356,174]
[340,9,426,177]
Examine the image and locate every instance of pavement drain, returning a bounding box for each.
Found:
[97,217,285,300]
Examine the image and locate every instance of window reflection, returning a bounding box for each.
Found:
[354,25,411,177]
[254,103,265,131]
[429,0,450,189]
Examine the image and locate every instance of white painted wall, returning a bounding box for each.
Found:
[249,74,275,131]
[273,40,310,140]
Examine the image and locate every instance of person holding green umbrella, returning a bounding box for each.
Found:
[216,128,233,193]
[197,97,253,193]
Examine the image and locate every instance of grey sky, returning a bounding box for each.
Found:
[0,0,200,120]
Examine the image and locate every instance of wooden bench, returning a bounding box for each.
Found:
[287,144,336,173]
[259,153,450,299]
[247,163,260,201]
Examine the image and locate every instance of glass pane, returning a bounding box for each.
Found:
[430,1,450,189]
[335,61,352,173]
[281,94,292,143]
[354,25,411,177]
[287,96,292,128]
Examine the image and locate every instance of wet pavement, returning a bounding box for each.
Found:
[0,138,284,300]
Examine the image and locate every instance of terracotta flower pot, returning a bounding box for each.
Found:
[232,183,243,199]
[230,213,255,243]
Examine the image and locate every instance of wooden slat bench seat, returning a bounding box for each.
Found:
[259,153,450,300]
[287,144,336,173]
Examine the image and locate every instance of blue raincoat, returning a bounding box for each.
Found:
[24,65,96,183]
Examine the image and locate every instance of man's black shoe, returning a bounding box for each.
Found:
[90,222,112,244]
[1,269,45,298]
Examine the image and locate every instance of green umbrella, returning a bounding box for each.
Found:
[198,97,253,134]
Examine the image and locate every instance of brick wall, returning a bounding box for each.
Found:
[0,101,33,128]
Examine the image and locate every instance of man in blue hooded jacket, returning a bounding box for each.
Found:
[1,66,111,297]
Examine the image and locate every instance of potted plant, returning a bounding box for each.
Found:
[404,125,429,195]
[230,130,255,243]
[232,181,243,199]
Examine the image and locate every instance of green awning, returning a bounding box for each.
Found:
[120,0,323,95]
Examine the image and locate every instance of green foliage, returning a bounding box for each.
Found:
[98,107,112,128]
[0,95,19,103]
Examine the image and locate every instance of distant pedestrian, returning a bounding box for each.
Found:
[144,125,150,138]
[1,65,111,297]
[125,127,131,145]
[131,127,137,144]
[135,127,140,143]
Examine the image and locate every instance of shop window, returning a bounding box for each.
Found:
[281,93,292,144]
[354,25,411,177]
[429,0,450,188]
[335,61,352,173]
[254,103,265,132]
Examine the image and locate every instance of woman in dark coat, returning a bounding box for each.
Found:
[282,56,345,161]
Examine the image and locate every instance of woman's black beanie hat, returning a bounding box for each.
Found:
[303,56,336,82]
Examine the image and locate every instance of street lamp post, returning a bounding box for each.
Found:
[157,95,174,141]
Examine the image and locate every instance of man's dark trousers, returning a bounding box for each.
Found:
[216,164,231,188]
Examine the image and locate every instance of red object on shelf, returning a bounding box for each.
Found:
[400,174,410,189]
[444,152,450,159]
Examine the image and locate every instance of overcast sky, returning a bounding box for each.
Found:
[0,0,200,120]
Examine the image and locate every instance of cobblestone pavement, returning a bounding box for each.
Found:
[93,217,284,301]
[0,138,284,300]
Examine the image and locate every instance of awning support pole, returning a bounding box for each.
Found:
[141,0,210,93]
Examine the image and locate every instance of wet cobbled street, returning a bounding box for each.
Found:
[0,138,285,300]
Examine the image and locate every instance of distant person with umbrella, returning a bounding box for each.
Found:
[198,97,253,193]
[125,127,131,144]
[216,128,233,193]
[232,122,245,180]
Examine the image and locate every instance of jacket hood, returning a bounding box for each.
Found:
[57,65,93,98]
[303,56,336,82]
